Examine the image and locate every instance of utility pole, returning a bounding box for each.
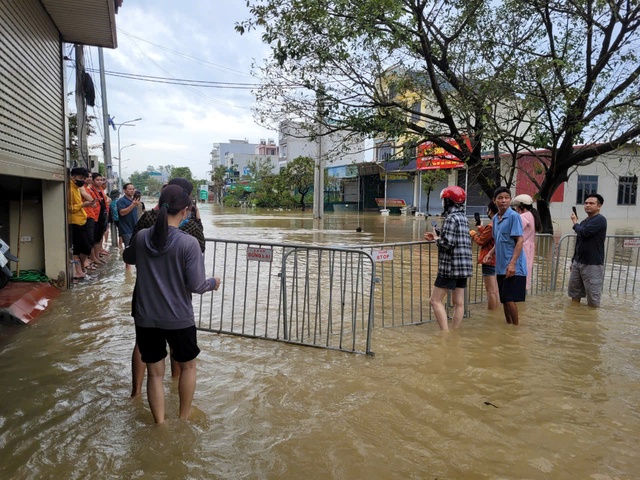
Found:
[98,47,113,190]
[313,87,325,219]
[75,45,88,169]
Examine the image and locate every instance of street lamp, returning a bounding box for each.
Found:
[116,117,142,190]
[118,144,135,188]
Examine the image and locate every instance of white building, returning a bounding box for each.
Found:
[544,146,638,221]
[209,139,259,170]
[278,121,365,169]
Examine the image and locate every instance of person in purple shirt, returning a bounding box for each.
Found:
[123,184,220,424]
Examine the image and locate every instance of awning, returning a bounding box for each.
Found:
[40,0,118,48]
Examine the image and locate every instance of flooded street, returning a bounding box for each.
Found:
[1,205,639,479]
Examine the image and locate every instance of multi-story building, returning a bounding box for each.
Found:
[278,120,367,208]
[209,139,259,170]
[255,138,278,157]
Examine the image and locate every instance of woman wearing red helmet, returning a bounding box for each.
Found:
[423,186,473,330]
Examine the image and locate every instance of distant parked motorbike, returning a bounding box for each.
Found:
[0,223,19,290]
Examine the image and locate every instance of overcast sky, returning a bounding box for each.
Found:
[69,0,276,181]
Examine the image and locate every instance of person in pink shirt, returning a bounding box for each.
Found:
[511,194,542,290]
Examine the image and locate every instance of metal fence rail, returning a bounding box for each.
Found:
[194,233,639,355]
[349,241,436,327]
[196,239,376,355]
[552,234,640,293]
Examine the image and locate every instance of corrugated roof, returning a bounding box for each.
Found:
[40,0,117,48]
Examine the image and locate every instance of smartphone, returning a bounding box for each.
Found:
[572,206,577,216]
[474,212,481,226]
[431,220,441,236]
[133,194,141,201]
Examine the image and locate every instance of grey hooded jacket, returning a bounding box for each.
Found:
[123,227,215,329]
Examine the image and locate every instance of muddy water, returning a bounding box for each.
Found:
[0,207,639,479]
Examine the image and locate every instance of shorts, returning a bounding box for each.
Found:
[135,325,200,364]
[434,275,467,290]
[84,218,95,247]
[481,265,496,276]
[496,275,526,303]
[122,233,132,247]
[71,223,91,256]
[568,262,604,307]
[93,217,106,244]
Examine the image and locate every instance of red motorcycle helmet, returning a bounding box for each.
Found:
[440,186,466,204]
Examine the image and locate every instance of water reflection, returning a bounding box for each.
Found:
[0,207,639,478]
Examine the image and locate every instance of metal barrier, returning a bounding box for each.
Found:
[350,241,438,327]
[552,234,640,293]
[195,239,376,355]
[466,233,556,305]
[194,233,638,355]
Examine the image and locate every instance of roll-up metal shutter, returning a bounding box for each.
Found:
[0,0,66,181]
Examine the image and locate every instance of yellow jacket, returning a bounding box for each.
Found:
[68,182,87,225]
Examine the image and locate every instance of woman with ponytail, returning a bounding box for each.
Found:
[123,184,220,424]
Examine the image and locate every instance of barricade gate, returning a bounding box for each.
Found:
[195,240,376,355]
[195,234,639,355]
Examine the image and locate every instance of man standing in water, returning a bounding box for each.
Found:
[569,193,607,307]
[117,183,140,271]
[487,187,527,325]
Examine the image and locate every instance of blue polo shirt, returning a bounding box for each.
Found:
[492,207,527,276]
[116,196,138,236]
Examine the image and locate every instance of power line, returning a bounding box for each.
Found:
[118,32,248,109]
[84,68,260,89]
[118,28,255,78]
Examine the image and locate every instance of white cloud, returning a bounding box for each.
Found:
[76,0,276,181]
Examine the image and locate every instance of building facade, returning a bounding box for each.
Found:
[0,0,119,288]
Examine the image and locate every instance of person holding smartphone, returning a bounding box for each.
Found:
[423,186,473,330]
[569,194,607,307]
[123,184,220,423]
[117,184,141,273]
[469,201,500,310]
[128,177,205,398]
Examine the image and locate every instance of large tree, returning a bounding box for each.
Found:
[281,156,315,210]
[239,0,640,232]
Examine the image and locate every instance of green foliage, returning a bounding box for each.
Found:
[240,0,640,232]
[68,113,97,166]
[280,156,315,210]
[421,169,448,213]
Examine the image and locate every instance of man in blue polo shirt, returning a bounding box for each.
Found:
[485,187,527,325]
[117,182,140,271]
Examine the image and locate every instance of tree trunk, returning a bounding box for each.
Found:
[537,199,554,234]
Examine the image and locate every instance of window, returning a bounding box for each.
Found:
[410,101,421,123]
[576,175,598,204]
[377,144,394,162]
[618,175,637,205]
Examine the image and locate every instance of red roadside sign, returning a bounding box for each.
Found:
[416,137,470,170]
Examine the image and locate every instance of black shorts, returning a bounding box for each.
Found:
[496,275,527,303]
[93,217,106,244]
[434,275,467,290]
[85,218,95,247]
[71,223,92,256]
[135,325,200,364]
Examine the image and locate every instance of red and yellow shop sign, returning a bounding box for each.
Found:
[416,137,470,170]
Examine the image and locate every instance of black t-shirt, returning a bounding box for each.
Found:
[572,214,607,265]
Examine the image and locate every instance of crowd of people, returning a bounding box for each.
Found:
[68,169,609,422]
[68,171,220,424]
[425,186,607,330]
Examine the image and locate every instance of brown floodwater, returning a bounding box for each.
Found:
[0,206,639,479]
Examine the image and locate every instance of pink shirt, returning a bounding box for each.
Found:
[520,211,535,289]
